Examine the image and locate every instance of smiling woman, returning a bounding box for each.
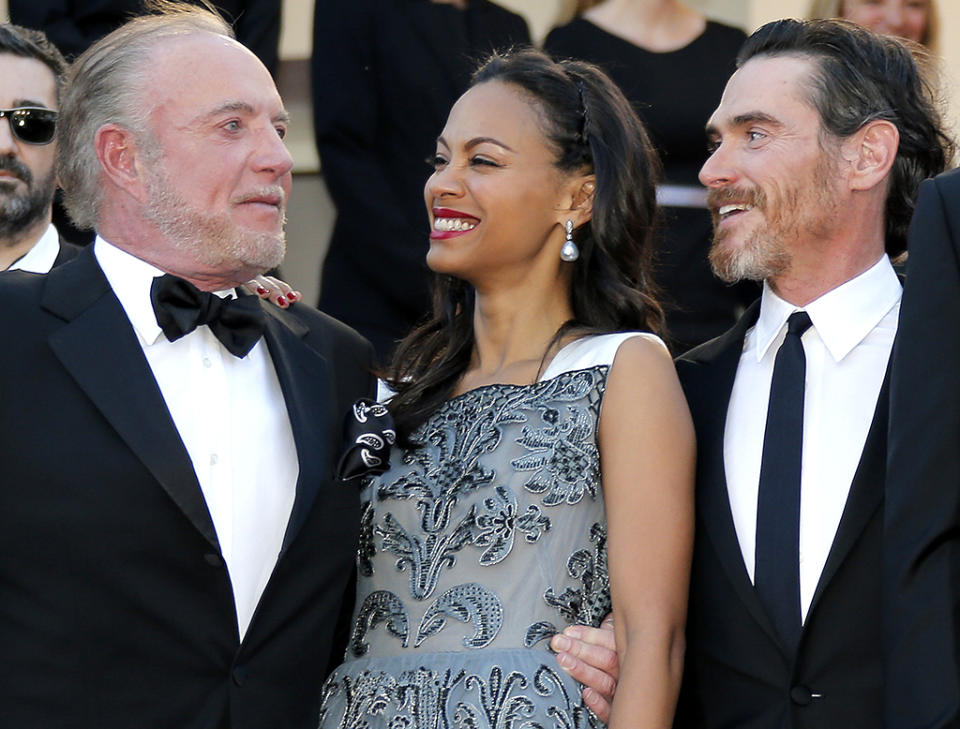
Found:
[316,47,696,729]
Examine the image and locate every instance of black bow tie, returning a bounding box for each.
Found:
[150,274,266,357]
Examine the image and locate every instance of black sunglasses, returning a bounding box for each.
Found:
[0,107,58,145]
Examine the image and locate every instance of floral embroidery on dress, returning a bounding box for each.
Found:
[544,523,611,627]
[358,500,376,578]
[513,406,601,506]
[473,485,551,566]
[319,663,602,729]
[377,510,477,601]
[350,590,409,657]
[323,348,637,729]
[415,582,504,649]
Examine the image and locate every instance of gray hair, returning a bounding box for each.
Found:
[57,1,234,229]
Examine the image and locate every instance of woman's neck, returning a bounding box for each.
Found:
[453,284,574,395]
[584,0,706,52]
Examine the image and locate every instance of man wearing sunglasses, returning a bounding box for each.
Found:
[0,23,80,273]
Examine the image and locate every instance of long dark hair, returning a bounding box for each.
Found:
[385,47,663,441]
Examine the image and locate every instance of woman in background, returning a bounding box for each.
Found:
[808,0,939,49]
[312,0,529,364]
[317,47,694,729]
[545,0,754,354]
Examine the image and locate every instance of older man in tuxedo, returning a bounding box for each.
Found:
[0,4,374,728]
[547,18,952,729]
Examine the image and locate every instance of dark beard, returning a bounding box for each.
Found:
[0,155,56,241]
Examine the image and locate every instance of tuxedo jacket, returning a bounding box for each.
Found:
[885,167,960,729]
[312,0,530,359]
[52,237,82,267]
[673,300,888,729]
[0,247,375,729]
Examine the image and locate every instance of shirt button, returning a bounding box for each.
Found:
[210,453,218,466]
[202,356,212,368]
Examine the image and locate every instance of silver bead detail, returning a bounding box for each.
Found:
[560,220,579,262]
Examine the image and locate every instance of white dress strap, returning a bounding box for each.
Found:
[539,331,668,381]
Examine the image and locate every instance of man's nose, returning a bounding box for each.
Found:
[0,116,19,156]
[252,127,294,179]
[699,144,737,188]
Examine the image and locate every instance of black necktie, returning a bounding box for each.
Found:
[150,274,266,358]
[755,310,812,654]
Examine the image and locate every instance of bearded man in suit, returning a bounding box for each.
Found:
[0,3,375,728]
[547,18,952,729]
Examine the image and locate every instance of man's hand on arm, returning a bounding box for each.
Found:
[550,614,619,722]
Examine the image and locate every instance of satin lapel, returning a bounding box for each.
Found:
[679,303,782,647]
[42,249,218,548]
[260,306,334,553]
[806,361,889,615]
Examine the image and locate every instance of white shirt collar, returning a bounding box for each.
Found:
[93,236,237,348]
[753,254,902,363]
[94,236,167,346]
[8,223,60,273]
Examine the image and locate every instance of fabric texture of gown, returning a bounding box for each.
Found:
[319,332,662,728]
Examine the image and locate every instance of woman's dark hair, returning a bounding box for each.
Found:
[384,46,664,441]
[739,18,953,257]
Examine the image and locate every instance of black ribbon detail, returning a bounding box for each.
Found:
[337,398,396,481]
[150,274,266,358]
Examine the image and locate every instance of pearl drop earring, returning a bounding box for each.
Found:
[560,220,579,262]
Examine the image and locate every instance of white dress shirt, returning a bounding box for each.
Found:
[725,255,900,621]
[8,223,61,273]
[95,237,299,640]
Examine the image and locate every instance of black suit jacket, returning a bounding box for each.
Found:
[674,301,888,729]
[52,237,83,267]
[885,167,960,729]
[0,247,375,728]
[312,0,529,360]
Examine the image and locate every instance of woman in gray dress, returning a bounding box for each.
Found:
[318,48,695,729]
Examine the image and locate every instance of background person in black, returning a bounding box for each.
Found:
[0,23,81,272]
[9,0,282,73]
[312,0,529,363]
[545,0,756,353]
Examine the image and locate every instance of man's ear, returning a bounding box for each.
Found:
[95,123,148,203]
[844,119,899,192]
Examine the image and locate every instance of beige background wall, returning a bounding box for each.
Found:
[0,0,956,301]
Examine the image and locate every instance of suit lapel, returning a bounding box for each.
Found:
[260,306,335,553]
[680,302,783,648]
[42,249,219,548]
[806,361,889,616]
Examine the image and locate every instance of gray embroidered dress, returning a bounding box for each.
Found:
[319,333,661,729]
